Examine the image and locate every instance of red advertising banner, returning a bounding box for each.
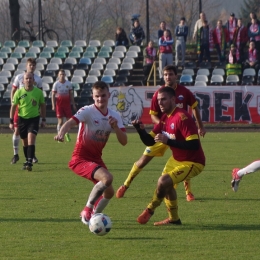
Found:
[108,86,260,124]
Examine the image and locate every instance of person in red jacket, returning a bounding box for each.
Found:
[212,20,229,62]
[233,18,249,63]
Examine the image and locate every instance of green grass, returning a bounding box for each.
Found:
[1,132,260,259]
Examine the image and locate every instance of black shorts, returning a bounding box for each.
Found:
[18,116,40,139]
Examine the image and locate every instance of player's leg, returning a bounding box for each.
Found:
[11,110,20,164]
[64,107,73,142]
[57,117,63,134]
[116,142,168,198]
[93,185,114,214]
[183,179,195,202]
[231,159,260,192]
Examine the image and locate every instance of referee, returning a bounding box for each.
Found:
[9,72,46,171]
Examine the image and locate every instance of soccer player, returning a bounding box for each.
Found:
[9,72,46,171]
[116,65,206,201]
[52,69,77,142]
[10,58,42,164]
[54,81,127,225]
[133,87,205,225]
[231,160,260,192]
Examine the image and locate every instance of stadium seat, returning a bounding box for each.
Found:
[226,75,239,85]
[14,46,26,54]
[42,82,50,93]
[18,40,30,49]
[85,75,98,83]
[25,52,38,59]
[88,40,101,48]
[83,51,96,59]
[57,46,69,54]
[195,75,208,83]
[54,52,67,59]
[61,63,74,72]
[197,68,210,76]
[17,63,27,71]
[79,57,92,65]
[73,69,86,78]
[0,76,9,86]
[2,63,15,73]
[101,75,114,84]
[181,68,195,77]
[64,69,72,80]
[0,46,12,55]
[60,40,73,49]
[241,75,254,85]
[214,61,226,69]
[82,82,93,90]
[212,68,225,76]
[4,40,16,49]
[194,81,207,86]
[46,63,59,73]
[113,82,125,87]
[36,57,48,67]
[42,46,55,54]
[103,69,116,77]
[125,51,138,58]
[122,57,135,65]
[112,51,124,59]
[71,46,84,54]
[86,46,98,54]
[108,57,121,65]
[184,61,196,70]
[100,46,112,53]
[103,40,115,47]
[46,40,58,48]
[0,57,3,68]
[120,63,133,71]
[118,69,130,77]
[97,51,110,59]
[128,46,141,53]
[76,63,88,70]
[72,83,81,93]
[0,83,5,97]
[0,52,8,61]
[39,52,52,60]
[42,76,54,84]
[20,57,29,63]
[32,40,45,50]
[6,58,19,67]
[0,70,12,80]
[68,51,81,59]
[74,40,87,48]
[91,63,103,71]
[44,70,56,78]
[64,57,77,65]
[28,46,41,54]
[180,75,193,85]
[114,75,128,84]
[88,69,101,78]
[210,75,224,85]
[50,57,63,67]
[106,62,118,70]
[114,46,127,53]
[71,76,84,86]
[243,68,256,77]
[10,52,23,60]
[93,57,106,65]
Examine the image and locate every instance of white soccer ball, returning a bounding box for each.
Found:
[89,213,112,236]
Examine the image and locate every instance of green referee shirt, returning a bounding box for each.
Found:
[12,87,45,119]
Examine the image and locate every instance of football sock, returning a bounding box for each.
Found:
[87,181,107,206]
[124,163,142,187]
[164,198,179,221]
[12,134,20,155]
[147,189,164,211]
[237,160,260,177]
[93,198,110,214]
[23,146,28,161]
[57,124,61,133]
[27,145,35,164]
[184,179,192,195]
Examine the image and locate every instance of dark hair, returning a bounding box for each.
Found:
[58,69,65,74]
[163,65,177,75]
[158,86,176,97]
[27,58,36,65]
[92,81,109,91]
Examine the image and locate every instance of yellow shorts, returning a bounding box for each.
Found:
[143,142,168,157]
[162,156,204,184]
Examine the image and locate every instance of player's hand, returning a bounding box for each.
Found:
[198,127,206,137]
[41,121,46,128]
[9,123,14,131]
[132,120,144,131]
[154,133,168,144]
[54,135,64,142]
[52,106,55,111]
[108,116,118,129]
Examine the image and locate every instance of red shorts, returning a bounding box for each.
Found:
[14,108,19,128]
[56,105,72,119]
[68,158,107,184]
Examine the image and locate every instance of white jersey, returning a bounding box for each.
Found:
[52,80,73,107]
[12,73,42,89]
[71,104,125,162]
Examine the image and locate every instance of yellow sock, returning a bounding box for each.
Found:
[184,180,192,195]
[124,163,142,187]
[147,189,164,211]
[164,198,179,221]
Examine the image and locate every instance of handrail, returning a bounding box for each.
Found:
[146,61,157,86]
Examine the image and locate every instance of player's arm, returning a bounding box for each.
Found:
[54,118,78,142]
[10,87,17,103]
[9,103,17,130]
[69,90,77,112]
[51,91,56,111]
[108,116,127,146]
[150,114,160,124]
[192,106,206,137]
[132,120,155,146]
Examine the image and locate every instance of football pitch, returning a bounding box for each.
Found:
[1,131,260,259]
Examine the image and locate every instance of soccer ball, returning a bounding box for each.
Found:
[89,213,112,236]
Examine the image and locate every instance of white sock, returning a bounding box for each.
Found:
[238,160,260,177]
[86,181,107,207]
[93,198,110,214]
[57,124,61,133]
[12,134,20,155]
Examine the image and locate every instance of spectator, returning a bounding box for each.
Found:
[212,20,229,62]
[158,21,168,39]
[175,17,188,67]
[115,27,129,47]
[247,12,260,29]
[243,40,260,74]
[248,17,260,52]
[129,20,145,46]
[225,13,238,45]
[226,44,242,76]
[193,12,206,40]
[197,20,213,64]
[233,18,249,63]
[143,40,157,85]
[158,30,174,82]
